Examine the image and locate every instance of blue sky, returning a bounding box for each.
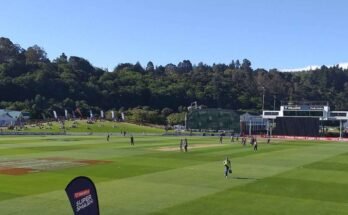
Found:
[1,0,347,70]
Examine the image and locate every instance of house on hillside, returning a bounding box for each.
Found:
[0,109,29,127]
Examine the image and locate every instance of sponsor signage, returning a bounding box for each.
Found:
[309,106,324,110]
[284,105,301,110]
[271,135,346,141]
[65,176,100,215]
[283,105,324,111]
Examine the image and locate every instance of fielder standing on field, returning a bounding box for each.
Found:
[179,139,184,152]
[253,138,258,151]
[130,135,134,146]
[184,138,188,152]
[223,157,232,178]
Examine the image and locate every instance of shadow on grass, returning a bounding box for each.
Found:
[232,176,258,180]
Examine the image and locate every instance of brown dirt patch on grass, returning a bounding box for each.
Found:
[0,167,34,175]
[0,158,112,175]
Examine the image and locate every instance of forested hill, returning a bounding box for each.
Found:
[1,37,348,119]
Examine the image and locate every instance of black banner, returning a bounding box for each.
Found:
[65,176,100,215]
[274,117,319,137]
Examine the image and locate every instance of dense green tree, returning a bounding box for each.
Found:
[167,112,186,125]
[54,53,68,64]
[177,60,193,73]
[146,61,155,72]
[0,37,24,63]
[241,58,252,71]
[161,107,173,116]
[1,37,348,120]
[133,62,145,73]
[164,63,177,74]
[25,45,48,64]
[229,60,236,69]
[235,59,241,69]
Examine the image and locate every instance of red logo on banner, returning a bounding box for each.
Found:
[74,189,91,199]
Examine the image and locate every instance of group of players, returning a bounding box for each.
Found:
[222,135,271,178]
[219,134,260,152]
[106,133,135,145]
[106,132,269,179]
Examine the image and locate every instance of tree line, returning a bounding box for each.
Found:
[1,37,348,125]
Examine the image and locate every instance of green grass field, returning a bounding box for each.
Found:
[0,135,348,214]
[19,120,165,133]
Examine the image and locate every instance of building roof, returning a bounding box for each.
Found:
[240,113,263,121]
[8,111,22,119]
[241,113,269,124]
[0,109,23,119]
[0,109,6,116]
[0,113,13,120]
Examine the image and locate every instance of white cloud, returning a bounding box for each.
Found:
[280,65,320,72]
[280,62,348,72]
[338,62,348,69]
